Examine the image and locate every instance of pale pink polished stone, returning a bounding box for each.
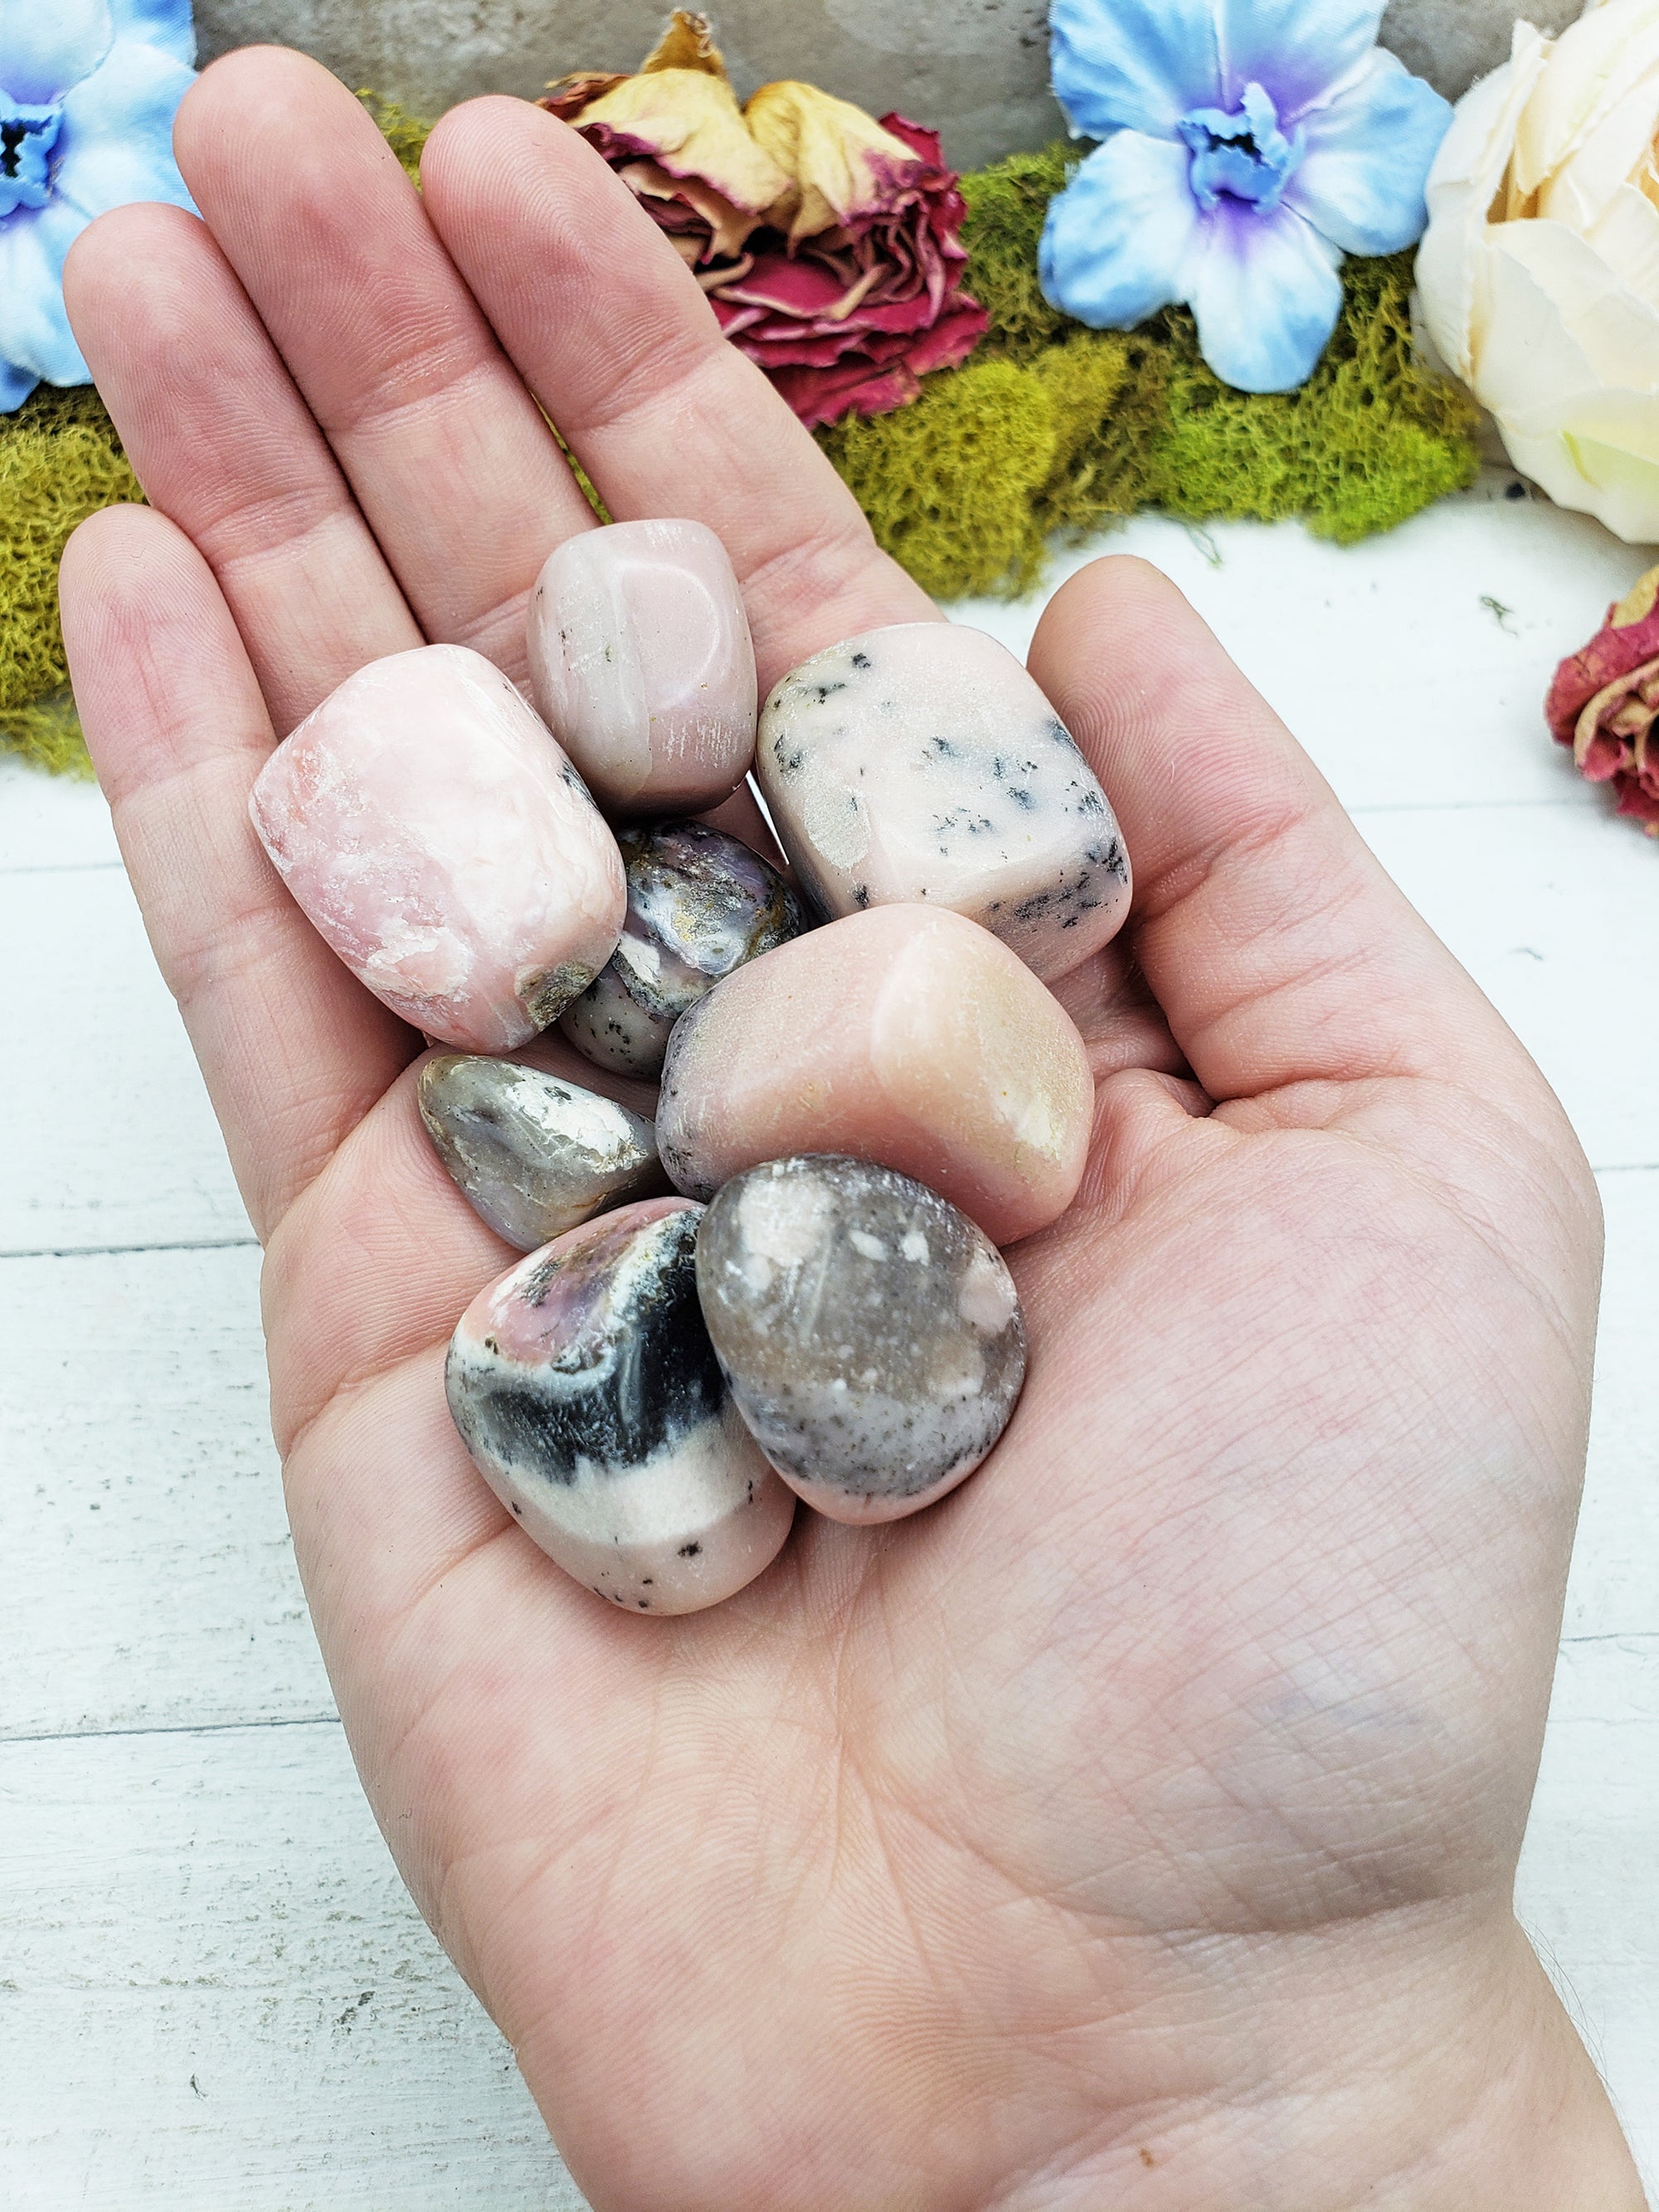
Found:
[756,623,1131,982]
[250,645,627,1053]
[657,905,1095,1247]
[527,519,759,814]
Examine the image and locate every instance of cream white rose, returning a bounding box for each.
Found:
[1417,0,1659,542]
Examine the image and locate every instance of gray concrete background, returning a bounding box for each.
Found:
[193,2,1588,172]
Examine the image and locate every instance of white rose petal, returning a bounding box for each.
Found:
[1585,182,1659,309]
[1540,75,1659,228]
[1417,0,1659,541]
[1486,219,1659,392]
[1514,2,1659,197]
[1418,23,1554,382]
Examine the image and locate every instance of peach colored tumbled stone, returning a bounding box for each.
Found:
[250,644,626,1053]
[656,905,1095,1247]
[527,519,759,814]
[756,623,1131,982]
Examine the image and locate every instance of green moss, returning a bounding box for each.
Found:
[820,145,1481,596]
[554,425,611,525]
[0,384,140,773]
[358,92,434,182]
[820,356,1060,599]
[1133,252,1480,542]
[1029,333,1144,527]
[0,690,94,777]
[956,144,1078,362]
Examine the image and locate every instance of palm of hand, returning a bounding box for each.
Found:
[59,50,1618,2212]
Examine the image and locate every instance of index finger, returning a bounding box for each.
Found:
[417,97,937,686]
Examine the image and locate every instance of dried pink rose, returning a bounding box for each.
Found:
[1547,566,1659,836]
[542,12,987,429]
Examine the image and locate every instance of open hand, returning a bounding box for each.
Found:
[58,50,1641,2210]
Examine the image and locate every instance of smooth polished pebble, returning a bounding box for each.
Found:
[446,1200,795,1614]
[528,518,759,814]
[560,818,807,1079]
[418,1055,668,1251]
[697,1155,1027,1524]
[756,622,1131,981]
[656,904,1094,1247]
[250,644,626,1052]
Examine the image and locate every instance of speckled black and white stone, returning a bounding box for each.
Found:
[446,1200,795,1613]
[695,1156,1027,1526]
[560,819,806,1078]
[418,1055,668,1251]
[756,623,1131,983]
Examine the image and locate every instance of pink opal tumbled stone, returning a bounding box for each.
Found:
[527,519,759,814]
[446,1199,796,1614]
[657,905,1096,1247]
[756,623,1131,982]
[250,644,626,1053]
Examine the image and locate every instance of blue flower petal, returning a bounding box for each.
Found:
[107,0,197,68]
[1039,134,1199,328]
[1186,202,1344,391]
[0,355,43,416]
[1214,0,1385,117]
[0,0,114,104]
[0,197,93,386]
[1049,0,1221,141]
[1283,50,1452,255]
[50,39,197,225]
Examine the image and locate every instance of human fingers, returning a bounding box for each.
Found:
[58,505,414,1237]
[170,49,597,682]
[63,202,423,737]
[418,96,937,688]
[1048,942,1189,1086]
[258,1049,832,1682]
[1028,557,1530,1110]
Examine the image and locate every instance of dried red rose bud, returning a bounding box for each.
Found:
[543,10,988,429]
[1547,566,1659,835]
[718,89,989,429]
[543,15,787,270]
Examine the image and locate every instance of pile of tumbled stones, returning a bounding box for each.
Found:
[249,519,1131,1615]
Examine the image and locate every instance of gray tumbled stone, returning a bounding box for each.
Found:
[560,819,805,1081]
[696,1155,1027,1525]
[418,1055,666,1250]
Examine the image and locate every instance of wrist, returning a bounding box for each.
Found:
[1013,1913,1642,2212]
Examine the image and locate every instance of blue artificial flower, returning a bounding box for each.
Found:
[1039,0,1453,393]
[1,0,197,412]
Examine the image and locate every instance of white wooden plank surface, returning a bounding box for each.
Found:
[0,754,119,874]
[1565,1169,1659,1643]
[1,1244,322,1738]
[1359,804,1659,1172]
[959,475,1642,815]
[1520,1635,1659,2174]
[0,1725,580,2210]
[2,482,1657,2205]
[0,865,250,1257]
